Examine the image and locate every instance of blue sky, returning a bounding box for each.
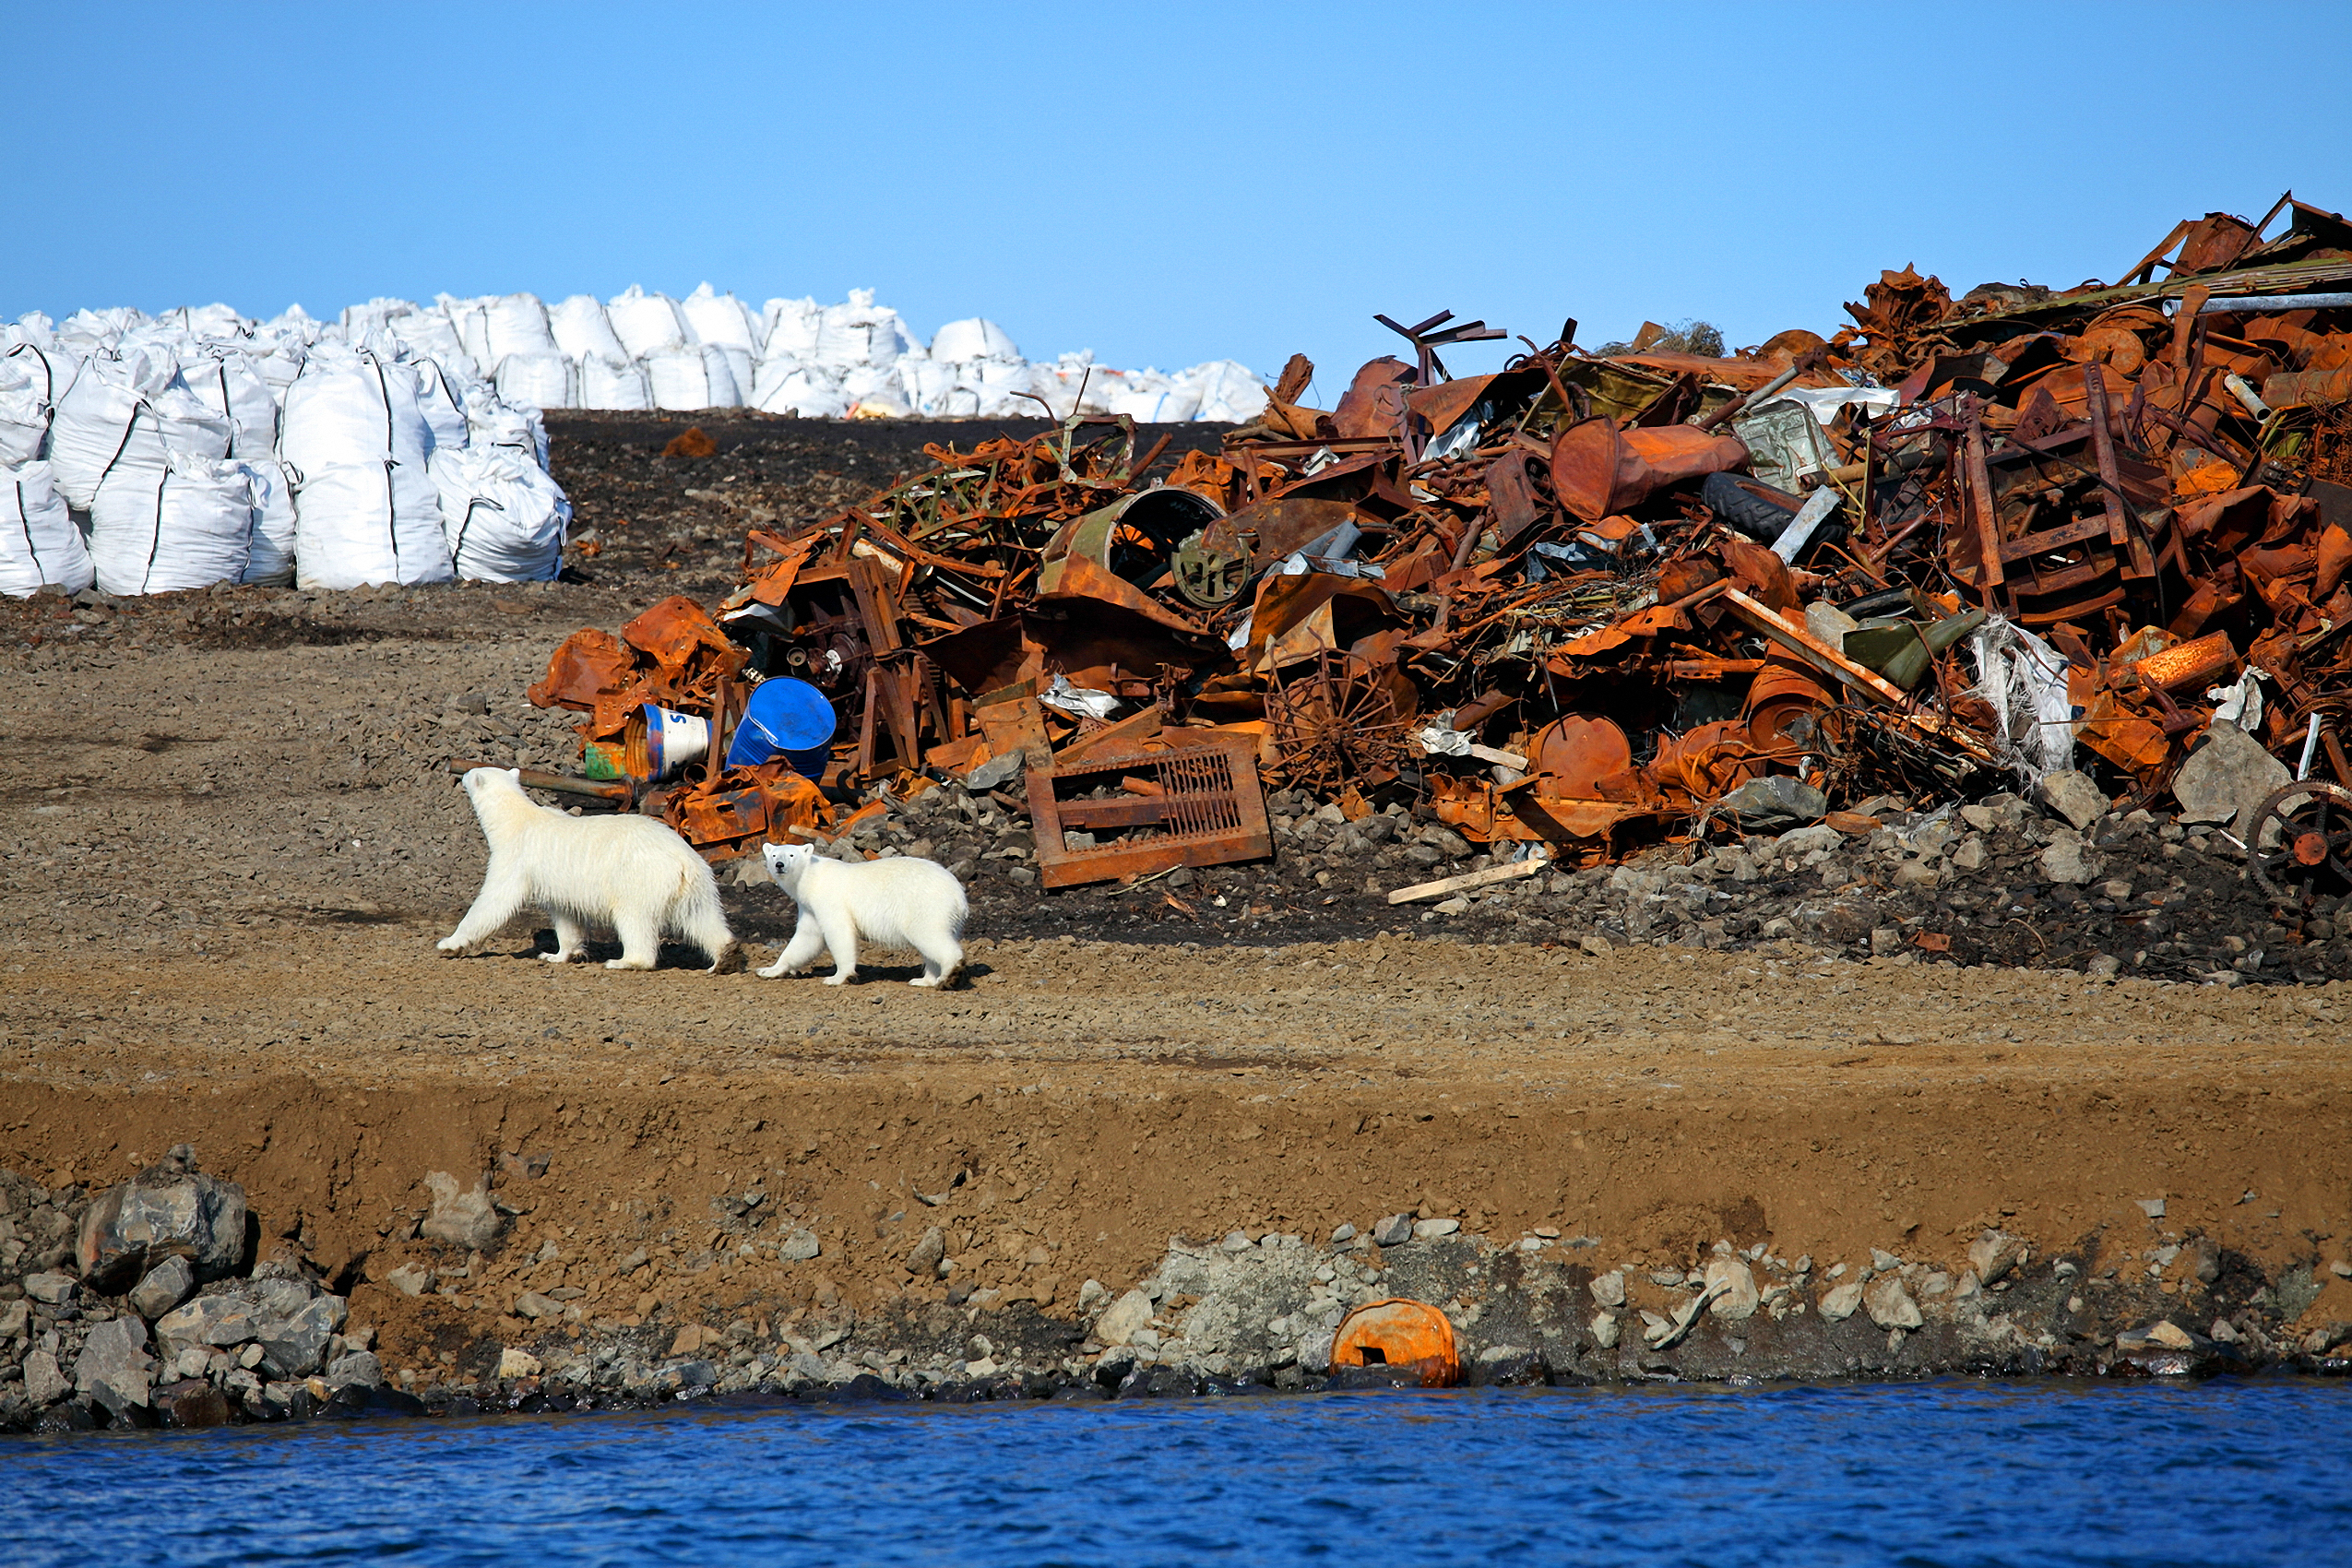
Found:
[6,1,2350,398]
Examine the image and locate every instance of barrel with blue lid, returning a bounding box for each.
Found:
[725,676,836,780]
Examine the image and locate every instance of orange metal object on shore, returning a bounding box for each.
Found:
[1330,1298,1460,1386]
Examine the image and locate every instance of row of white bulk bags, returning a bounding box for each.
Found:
[431,443,569,582]
[550,294,628,363]
[48,350,234,512]
[681,285,757,397]
[89,448,291,596]
[0,460,93,597]
[1187,361,1270,423]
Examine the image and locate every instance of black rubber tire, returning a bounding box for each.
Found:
[1701,471,1847,553]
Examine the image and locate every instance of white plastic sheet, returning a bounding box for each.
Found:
[1969,616,2075,784]
[431,442,570,582]
[0,459,92,597]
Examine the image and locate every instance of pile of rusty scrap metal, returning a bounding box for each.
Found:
[516,193,2352,898]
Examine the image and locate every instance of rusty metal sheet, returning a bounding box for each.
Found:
[1027,738,1271,889]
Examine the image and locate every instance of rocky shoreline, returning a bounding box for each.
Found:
[8,1150,2350,1436]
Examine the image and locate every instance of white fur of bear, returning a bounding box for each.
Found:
[437,766,736,972]
[758,840,967,987]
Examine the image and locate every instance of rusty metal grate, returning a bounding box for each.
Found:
[1026,738,1272,889]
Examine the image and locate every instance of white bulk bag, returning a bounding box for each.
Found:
[484,292,558,363]
[896,359,959,416]
[579,353,653,410]
[1101,370,1201,423]
[606,285,691,357]
[279,342,439,479]
[413,360,471,455]
[182,350,280,457]
[494,350,577,410]
[462,387,550,468]
[550,294,628,363]
[931,317,1020,363]
[55,307,141,353]
[5,312,59,350]
[1182,361,1269,423]
[759,297,822,362]
[439,295,495,373]
[48,353,233,511]
[243,331,308,395]
[340,297,421,338]
[681,284,759,353]
[0,459,93,597]
[242,455,296,585]
[172,303,251,339]
[811,290,915,372]
[383,310,479,382]
[643,343,739,410]
[750,360,849,418]
[291,458,452,589]
[432,443,570,582]
[0,344,73,464]
[89,448,271,596]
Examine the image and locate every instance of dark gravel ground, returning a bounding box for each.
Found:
[544,410,1231,599]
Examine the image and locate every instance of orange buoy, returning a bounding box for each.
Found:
[1330,1298,1459,1386]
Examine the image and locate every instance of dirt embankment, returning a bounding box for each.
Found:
[5,926,2350,1396]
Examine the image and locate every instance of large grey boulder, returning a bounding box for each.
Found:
[21,1350,68,1408]
[76,1146,247,1291]
[254,1294,347,1379]
[128,1255,196,1321]
[2174,724,2290,832]
[74,1317,156,1411]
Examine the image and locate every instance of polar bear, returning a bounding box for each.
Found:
[437,766,736,972]
[758,840,967,987]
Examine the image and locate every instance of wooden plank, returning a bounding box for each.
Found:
[1719,588,1909,707]
[1387,853,1550,906]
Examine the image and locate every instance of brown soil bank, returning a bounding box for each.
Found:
[5,928,2350,1402]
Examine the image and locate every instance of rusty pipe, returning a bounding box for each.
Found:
[445,758,634,805]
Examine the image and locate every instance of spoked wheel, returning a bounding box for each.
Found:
[1265,651,1410,794]
[2245,779,2352,906]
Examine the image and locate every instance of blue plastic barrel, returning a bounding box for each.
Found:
[726,676,837,780]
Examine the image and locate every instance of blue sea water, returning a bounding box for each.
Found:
[1,1380,2344,1567]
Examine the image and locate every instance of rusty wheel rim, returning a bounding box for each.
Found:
[2247,779,2352,905]
[1265,651,1409,793]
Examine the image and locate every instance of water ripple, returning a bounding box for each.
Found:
[0,1381,2346,1566]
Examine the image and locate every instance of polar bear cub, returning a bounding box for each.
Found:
[758,840,967,987]
[437,766,736,972]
